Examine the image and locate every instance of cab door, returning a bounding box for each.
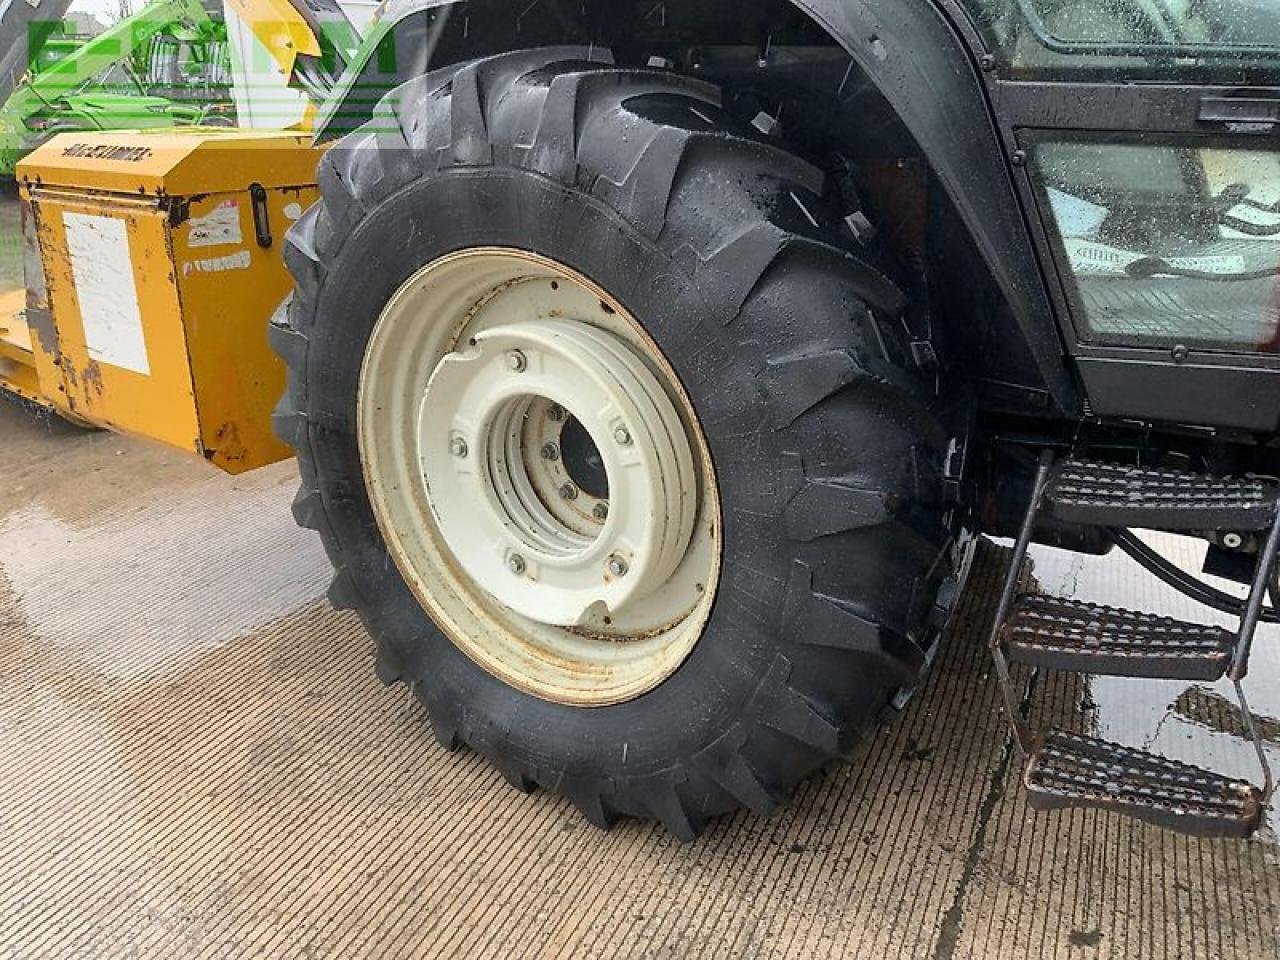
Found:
[956,0,1280,431]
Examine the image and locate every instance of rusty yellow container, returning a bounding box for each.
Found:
[16,129,322,473]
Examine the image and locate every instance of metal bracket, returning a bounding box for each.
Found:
[1228,510,1280,807]
[1229,508,1280,681]
[987,450,1054,756]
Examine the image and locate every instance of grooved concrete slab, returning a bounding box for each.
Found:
[1,398,1277,959]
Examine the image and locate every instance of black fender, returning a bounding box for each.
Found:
[795,0,1075,415]
[317,0,1078,416]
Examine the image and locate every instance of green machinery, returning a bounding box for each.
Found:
[0,0,233,178]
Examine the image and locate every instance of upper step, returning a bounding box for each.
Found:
[1025,728,1263,839]
[1045,459,1277,532]
[1004,594,1234,681]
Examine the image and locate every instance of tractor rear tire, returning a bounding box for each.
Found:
[273,48,957,838]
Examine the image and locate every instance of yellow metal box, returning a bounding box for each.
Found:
[16,129,322,473]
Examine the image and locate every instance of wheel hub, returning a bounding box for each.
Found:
[421,318,697,626]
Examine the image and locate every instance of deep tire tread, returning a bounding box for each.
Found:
[645,784,703,842]
[326,569,359,612]
[564,781,619,831]
[708,751,785,818]
[276,48,957,840]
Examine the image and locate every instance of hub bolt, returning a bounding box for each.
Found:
[614,426,632,446]
[607,554,629,577]
[449,436,468,458]
[506,350,528,373]
[547,404,566,422]
[541,442,560,461]
[507,554,527,575]
[592,502,609,521]
[559,483,579,501]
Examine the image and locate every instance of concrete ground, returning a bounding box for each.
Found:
[1,397,1278,959]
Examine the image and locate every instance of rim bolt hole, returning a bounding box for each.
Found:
[547,404,566,423]
[506,350,528,373]
[614,427,632,446]
[592,502,609,521]
[449,436,468,458]
[559,483,579,501]
[607,555,629,577]
[541,442,560,462]
[507,554,527,575]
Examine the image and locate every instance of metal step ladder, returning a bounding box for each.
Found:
[988,454,1280,839]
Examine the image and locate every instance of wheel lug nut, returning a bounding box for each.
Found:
[559,483,578,501]
[541,442,560,461]
[592,502,609,521]
[547,404,566,422]
[507,554,527,575]
[614,426,632,446]
[449,436,468,458]
[506,350,528,373]
[607,554,629,577]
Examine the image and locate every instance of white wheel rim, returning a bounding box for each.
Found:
[358,248,721,706]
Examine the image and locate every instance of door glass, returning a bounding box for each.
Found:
[963,0,1280,79]
[1031,140,1280,352]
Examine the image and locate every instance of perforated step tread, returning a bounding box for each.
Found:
[1046,460,1277,532]
[1004,595,1234,681]
[1025,729,1263,839]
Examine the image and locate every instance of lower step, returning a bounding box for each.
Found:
[1005,594,1234,681]
[1025,729,1263,839]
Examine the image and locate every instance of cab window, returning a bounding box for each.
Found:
[963,0,1280,80]
[1030,139,1280,353]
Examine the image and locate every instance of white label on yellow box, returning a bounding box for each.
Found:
[62,212,150,376]
[183,250,252,276]
[187,200,244,248]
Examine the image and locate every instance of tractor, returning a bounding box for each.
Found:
[0,0,365,179]
[275,0,1280,840]
[14,0,1280,840]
